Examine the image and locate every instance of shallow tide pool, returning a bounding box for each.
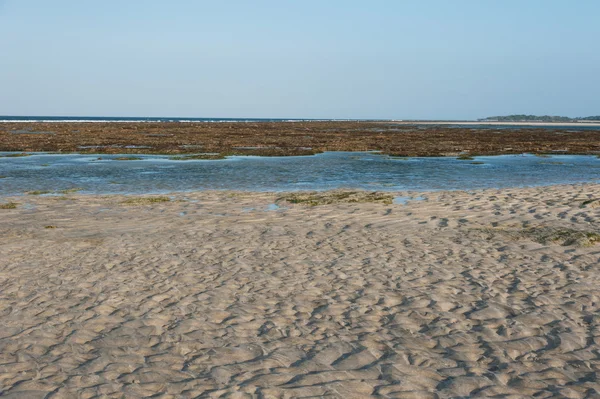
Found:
[0,152,599,196]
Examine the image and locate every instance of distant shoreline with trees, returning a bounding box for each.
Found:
[479,115,600,122]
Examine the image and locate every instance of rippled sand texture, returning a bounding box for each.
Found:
[1,185,600,398]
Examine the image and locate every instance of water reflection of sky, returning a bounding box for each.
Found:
[0,152,599,196]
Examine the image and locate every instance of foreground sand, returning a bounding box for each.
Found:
[1,185,600,398]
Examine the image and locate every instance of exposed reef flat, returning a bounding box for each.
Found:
[1,121,600,157]
[1,184,600,397]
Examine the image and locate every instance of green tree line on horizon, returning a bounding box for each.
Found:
[480,115,600,122]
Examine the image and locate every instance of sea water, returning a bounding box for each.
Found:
[0,152,599,196]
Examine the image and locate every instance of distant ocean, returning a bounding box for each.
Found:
[2,117,599,131]
[0,116,366,123]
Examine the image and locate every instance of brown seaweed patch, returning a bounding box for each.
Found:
[0,202,18,209]
[10,129,54,135]
[27,190,51,195]
[279,190,394,206]
[225,147,320,157]
[58,188,83,194]
[1,121,600,156]
[3,153,31,158]
[121,196,171,205]
[169,153,225,160]
[113,156,143,161]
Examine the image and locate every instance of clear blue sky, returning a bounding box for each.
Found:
[1,0,598,119]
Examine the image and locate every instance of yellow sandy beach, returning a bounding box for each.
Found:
[1,185,600,398]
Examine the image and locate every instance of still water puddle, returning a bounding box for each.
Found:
[393,196,426,205]
[265,203,281,211]
[242,204,287,213]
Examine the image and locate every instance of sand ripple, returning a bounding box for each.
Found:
[1,185,600,397]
